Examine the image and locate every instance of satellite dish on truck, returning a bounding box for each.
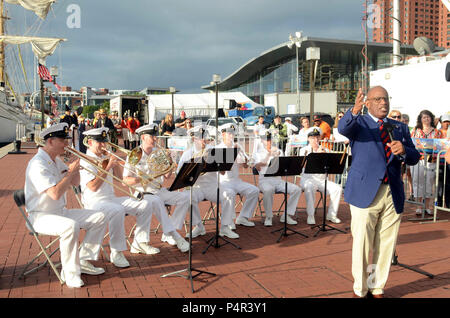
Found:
[413,37,436,56]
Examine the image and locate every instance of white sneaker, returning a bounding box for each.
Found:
[80,260,105,275]
[280,214,297,225]
[264,217,273,227]
[326,215,342,224]
[186,224,206,239]
[110,251,130,268]
[415,208,423,215]
[61,270,84,288]
[307,215,316,225]
[235,217,255,227]
[175,237,190,253]
[229,223,236,230]
[219,227,239,239]
[161,233,177,246]
[130,242,160,255]
[425,209,433,216]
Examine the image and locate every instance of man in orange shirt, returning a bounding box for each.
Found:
[127,112,139,149]
[313,115,331,140]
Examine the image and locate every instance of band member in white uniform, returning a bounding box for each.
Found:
[299,128,342,225]
[216,123,258,227]
[79,127,163,258]
[177,125,239,239]
[123,124,189,253]
[252,132,302,226]
[25,123,107,288]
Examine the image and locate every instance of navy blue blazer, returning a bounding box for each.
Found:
[338,109,420,214]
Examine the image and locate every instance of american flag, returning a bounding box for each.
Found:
[37,63,53,82]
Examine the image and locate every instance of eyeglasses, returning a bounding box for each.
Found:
[391,115,401,119]
[367,97,389,103]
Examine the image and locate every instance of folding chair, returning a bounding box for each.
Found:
[13,189,64,284]
[202,199,218,225]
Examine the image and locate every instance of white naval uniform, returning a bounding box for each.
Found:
[80,149,156,247]
[177,144,236,227]
[299,145,342,219]
[24,148,107,281]
[216,141,259,220]
[123,146,185,233]
[252,142,301,218]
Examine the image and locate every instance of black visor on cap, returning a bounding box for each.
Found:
[89,130,109,142]
[140,126,158,136]
[44,126,70,140]
[308,129,320,137]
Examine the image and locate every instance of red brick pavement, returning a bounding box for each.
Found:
[0,145,449,300]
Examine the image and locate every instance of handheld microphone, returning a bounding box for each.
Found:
[383,122,396,142]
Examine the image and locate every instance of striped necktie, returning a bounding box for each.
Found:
[378,119,391,183]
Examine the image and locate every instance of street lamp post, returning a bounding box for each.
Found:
[169,86,176,117]
[306,47,320,125]
[287,31,304,114]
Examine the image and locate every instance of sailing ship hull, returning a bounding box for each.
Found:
[0,103,17,143]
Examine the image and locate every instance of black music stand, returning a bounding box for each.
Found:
[304,152,347,237]
[161,162,216,293]
[264,156,309,242]
[202,147,240,254]
[392,251,434,279]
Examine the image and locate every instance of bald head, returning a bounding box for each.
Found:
[366,86,390,120]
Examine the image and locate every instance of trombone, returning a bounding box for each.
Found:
[37,139,144,201]
[83,137,161,189]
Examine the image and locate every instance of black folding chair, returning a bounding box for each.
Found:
[13,189,64,284]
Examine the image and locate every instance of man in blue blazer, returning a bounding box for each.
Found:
[338,86,420,298]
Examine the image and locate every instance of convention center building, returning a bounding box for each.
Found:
[203,36,420,110]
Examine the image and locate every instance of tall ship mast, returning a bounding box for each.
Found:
[0,0,65,143]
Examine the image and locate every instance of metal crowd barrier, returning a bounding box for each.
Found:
[159,134,351,188]
[433,150,449,223]
[404,146,450,224]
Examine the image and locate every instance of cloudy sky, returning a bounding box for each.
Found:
[6,0,372,94]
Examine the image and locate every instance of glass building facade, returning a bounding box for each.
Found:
[213,38,419,108]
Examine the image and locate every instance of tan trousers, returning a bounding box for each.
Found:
[350,184,402,297]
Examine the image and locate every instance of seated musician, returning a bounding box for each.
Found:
[25,123,107,288]
[177,125,239,239]
[299,128,342,225]
[79,127,173,263]
[252,131,302,226]
[122,124,189,253]
[216,123,259,227]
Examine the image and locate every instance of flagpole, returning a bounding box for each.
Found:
[40,76,45,128]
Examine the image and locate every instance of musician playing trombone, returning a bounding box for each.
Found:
[123,124,189,253]
[216,123,259,227]
[298,128,342,225]
[80,128,164,263]
[25,123,108,288]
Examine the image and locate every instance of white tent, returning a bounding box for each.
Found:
[147,91,261,121]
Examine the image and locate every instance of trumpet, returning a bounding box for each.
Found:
[37,139,145,201]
